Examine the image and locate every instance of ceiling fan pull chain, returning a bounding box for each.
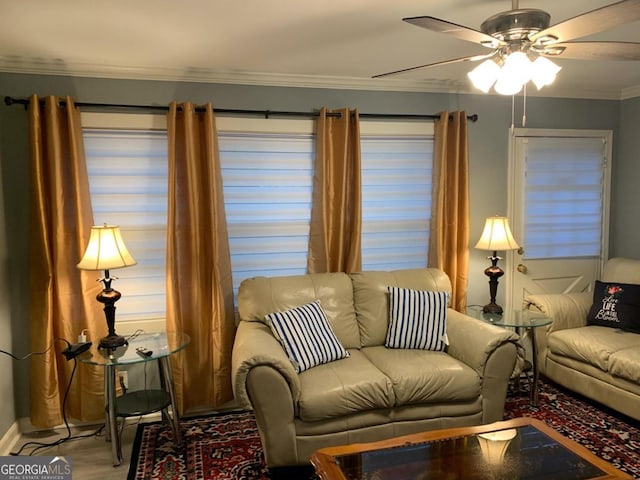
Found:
[510,94,515,136]
[522,83,527,128]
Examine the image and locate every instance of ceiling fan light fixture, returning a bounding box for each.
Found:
[468,59,501,93]
[467,49,559,95]
[494,74,523,95]
[488,51,530,95]
[381,0,640,93]
[531,56,561,89]
[502,51,533,84]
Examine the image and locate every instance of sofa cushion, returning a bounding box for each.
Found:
[386,287,449,351]
[266,300,350,373]
[362,346,480,405]
[238,273,361,349]
[587,280,640,333]
[297,349,395,421]
[547,326,640,372]
[609,345,640,384]
[350,269,452,347]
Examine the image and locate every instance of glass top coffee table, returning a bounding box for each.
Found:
[310,417,631,479]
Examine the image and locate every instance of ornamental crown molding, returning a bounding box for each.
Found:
[0,56,636,100]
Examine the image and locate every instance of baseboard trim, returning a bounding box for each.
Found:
[1,413,163,456]
[0,420,21,456]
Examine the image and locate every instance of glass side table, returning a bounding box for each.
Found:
[469,308,552,407]
[79,331,190,466]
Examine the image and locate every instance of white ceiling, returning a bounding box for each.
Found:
[1,0,639,99]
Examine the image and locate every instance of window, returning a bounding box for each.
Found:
[82,113,434,321]
[83,125,168,322]
[218,118,315,293]
[360,121,433,270]
[519,136,607,259]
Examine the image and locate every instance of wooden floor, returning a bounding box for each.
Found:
[10,421,141,480]
[8,402,239,480]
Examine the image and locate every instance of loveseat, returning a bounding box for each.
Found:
[231,268,521,471]
[524,257,640,421]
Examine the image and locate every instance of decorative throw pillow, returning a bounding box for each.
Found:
[385,286,449,351]
[587,280,640,333]
[265,300,349,373]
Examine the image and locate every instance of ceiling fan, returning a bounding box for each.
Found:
[374,0,640,94]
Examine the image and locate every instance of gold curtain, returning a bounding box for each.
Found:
[429,111,470,312]
[29,95,105,428]
[166,101,235,412]
[308,107,362,273]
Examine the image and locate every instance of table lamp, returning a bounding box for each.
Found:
[475,216,520,315]
[77,224,137,349]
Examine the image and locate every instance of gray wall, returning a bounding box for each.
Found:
[613,96,640,258]
[0,126,15,440]
[0,72,634,432]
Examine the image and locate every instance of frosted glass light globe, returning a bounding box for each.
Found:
[531,56,562,90]
[502,52,533,85]
[468,59,500,93]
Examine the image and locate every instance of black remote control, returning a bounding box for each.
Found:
[136,347,153,358]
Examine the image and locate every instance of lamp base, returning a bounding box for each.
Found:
[482,251,505,316]
[482,302,504,315]
[98,334,128,350]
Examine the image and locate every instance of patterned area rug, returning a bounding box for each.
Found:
[128,380,640,479]
[504,379,640,479]
[127,411,270,480]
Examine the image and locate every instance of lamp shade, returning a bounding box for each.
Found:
[475,216,520,251]
[77,224,137,271]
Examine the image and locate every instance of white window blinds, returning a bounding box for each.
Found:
[83,115,435,321]
[217,119,314,293]
[360,128,433,270]
[522,136,606,259]
[84,129,168,321]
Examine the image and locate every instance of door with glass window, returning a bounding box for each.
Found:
[507,129,612,310]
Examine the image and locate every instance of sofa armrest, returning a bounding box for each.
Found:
[446,309,523,377]
[523,292,591,377]
[231,320,301,410]
[447,310,522,423]
[524,292,591,333]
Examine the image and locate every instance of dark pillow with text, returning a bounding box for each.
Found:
[587,280,640,333]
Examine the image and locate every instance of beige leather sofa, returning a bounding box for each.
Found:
[524,257,640,421]
[232,268,521,471]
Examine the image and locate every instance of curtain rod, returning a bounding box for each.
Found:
[3,96,478,122]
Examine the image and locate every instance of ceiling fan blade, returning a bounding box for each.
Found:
[544,41,640,61]
[373,53,495,78]
[530,0,640,44]
[403,16,505,48]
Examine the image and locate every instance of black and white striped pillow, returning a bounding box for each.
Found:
[385,286,449,350]
[266,300,349,373]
